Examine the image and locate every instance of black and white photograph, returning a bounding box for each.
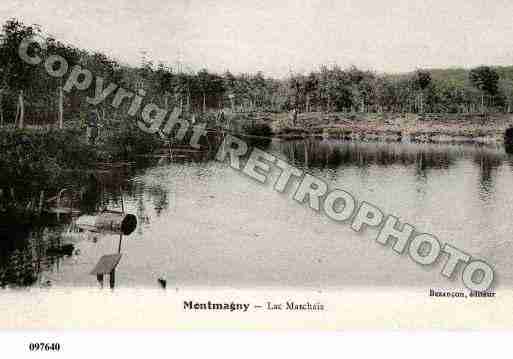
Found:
[1,0,513,354]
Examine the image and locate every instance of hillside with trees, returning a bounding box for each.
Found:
[1,18,513,130]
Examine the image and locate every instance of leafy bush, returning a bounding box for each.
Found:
[0,128,96,197]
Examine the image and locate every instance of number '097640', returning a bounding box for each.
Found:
[28,343,61,351]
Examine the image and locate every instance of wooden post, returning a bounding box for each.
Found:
[109,269,116,289]
[118,234,123,253]
[18,90,24,129]
[58,86,63,129]
[229,94,235,112]
[55,188,67,222]
[120,187,125,213]
[14,96,19,128]
[0,89,3,127]
[304,140,309,168]
[38,191,44,216]
[96,273,104,288]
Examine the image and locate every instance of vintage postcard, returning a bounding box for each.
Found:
[1,0,513,339]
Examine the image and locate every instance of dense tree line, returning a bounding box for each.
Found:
[1,18,513,128]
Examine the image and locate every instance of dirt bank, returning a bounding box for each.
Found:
[266,112,513,144]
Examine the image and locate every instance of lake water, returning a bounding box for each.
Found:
[3,139,513,290]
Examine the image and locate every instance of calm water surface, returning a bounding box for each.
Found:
[4,139,513,290]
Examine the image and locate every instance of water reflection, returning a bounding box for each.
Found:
[0,225,78,287]
[2,139,513,288]
[473,149,504,201]
[278,139,462,170]
[278,139,508,177]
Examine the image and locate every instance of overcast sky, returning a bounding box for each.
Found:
[2,0,513,76]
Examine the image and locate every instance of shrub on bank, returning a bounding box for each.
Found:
[0,128,97,168]
[0,128,97,198]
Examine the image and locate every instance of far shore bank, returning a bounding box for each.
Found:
[257,111,513,144]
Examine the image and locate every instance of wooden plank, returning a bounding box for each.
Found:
[90,254,122,275]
